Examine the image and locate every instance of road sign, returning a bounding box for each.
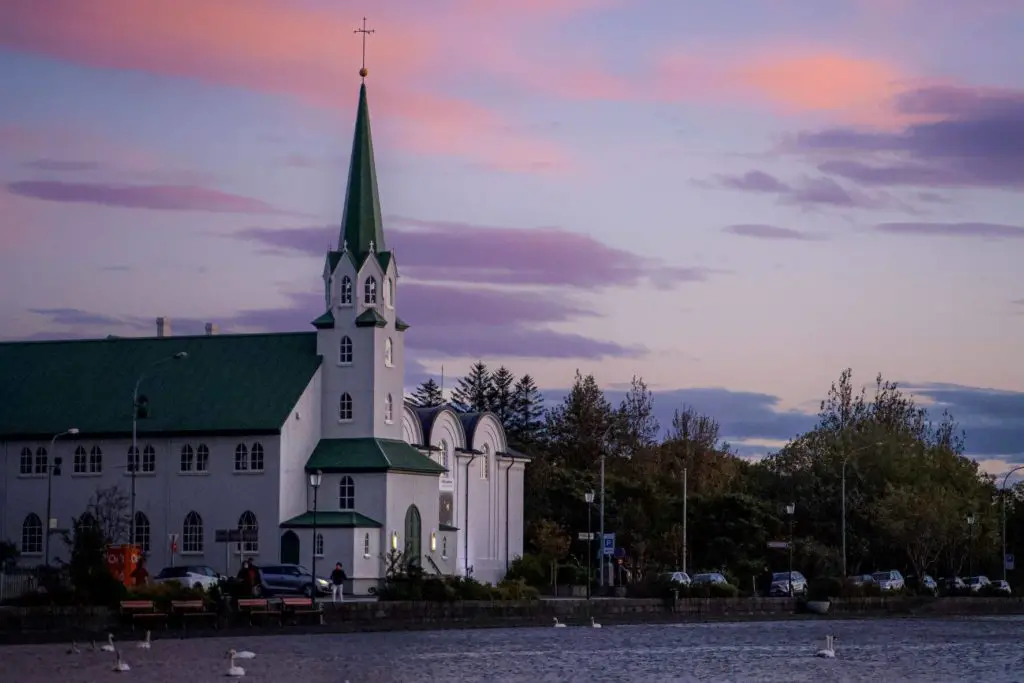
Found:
[169,533,178,553]
[602,533,616,556]
[578,532,595,541]
[1006,553,1015,571]
[767,541,789,550]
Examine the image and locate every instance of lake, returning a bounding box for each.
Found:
[5,616,1023,681]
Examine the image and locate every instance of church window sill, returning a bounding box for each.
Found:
[233,469,265,475]
[17,473,46,479]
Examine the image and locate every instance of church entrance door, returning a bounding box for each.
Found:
[280,530,300,564]
[404,505,422,568]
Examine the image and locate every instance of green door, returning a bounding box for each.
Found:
[404,505,422,568]
[280,531,300,565]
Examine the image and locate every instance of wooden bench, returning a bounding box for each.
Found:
[236,598,279,626]
[119,600,167,631]
[280,597,322,625]
[170,600,217,631]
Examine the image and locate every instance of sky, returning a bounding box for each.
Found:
[1,0,1023,471]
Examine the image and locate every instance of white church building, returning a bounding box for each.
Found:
[0,76,528,593]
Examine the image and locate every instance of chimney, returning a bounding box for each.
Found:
[156,317,171,338]
[205,322,219,336]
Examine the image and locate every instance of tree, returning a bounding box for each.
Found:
[876,484,956,579]
[509,374,545,448]
[410,378,444,408]
[488,366,517,428]
[529,518,570,586]
[86,486,131,544]
[452,361,491,413]
[615,375,660,458]
[545,371,615,470]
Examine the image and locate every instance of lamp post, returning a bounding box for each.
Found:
[1001,467,1024,582]
[840,441,883,578]
[130,351,188,545]
[598,454,605,590]
[45,428,79,566]
[967,513,976,577]
[309,469,323,597]
[785,503,796,597]
[584,490,595,600]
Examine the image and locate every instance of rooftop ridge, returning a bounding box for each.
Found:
[0,330,316,347]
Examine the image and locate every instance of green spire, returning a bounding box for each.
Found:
[338,83,385,259]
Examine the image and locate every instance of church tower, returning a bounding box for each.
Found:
[313,74,408,441]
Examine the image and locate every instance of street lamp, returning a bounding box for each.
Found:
[840,441,884,578]
[967,513,976,577]
[584,490,595,600]
[785,503,796,597]
[45,428,79,566]
[309,469,323,595]
[1000,467,1024,581]
[130,351,188,545]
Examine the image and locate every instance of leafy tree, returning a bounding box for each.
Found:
[410,378,444,408]
[452,361,491,413]
[528,518,570,585]
[488,366,517,428]
[509,374,545,448]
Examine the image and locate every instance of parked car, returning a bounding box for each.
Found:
[691,572,728,586]
[941,576,968,595]
[768,571,808,597]
[967,575,992,593]
[255,564,331,597]
[906,574,938,596]
[847,574,875,587]
[153,565,225,591]
[659,571,691,586]
[992,580,1012,596]
[871,570,905,592]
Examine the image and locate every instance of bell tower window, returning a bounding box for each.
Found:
[364,276,377,305]
[339,393,353,422]
[339,336,353,365]
[340,276,353,306]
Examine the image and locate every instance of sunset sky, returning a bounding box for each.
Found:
[1,0,1023,469]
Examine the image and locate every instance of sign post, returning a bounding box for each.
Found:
[1006,553,1015,571]
[169,533,178,567]
[602,533,615,586]
[578,532,595,541]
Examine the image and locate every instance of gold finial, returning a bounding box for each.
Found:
[354,17,375,82]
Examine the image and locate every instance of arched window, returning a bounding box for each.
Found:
[404,505,422,567]
[21,514,42,554]
[127,446,139,473]
[180,444,195,472]
[385,277,394,308]
[315,533,324,557]
[442,536,448,560]
[89,446,103,473]
[384,394,394,423]
[480,444,490,480]
[183,511,203,553]
[34,447,48,475]
[142,445,156,473]
[339,336,353,365]
[234,443,248,471]
[339,476,355,510]
[250,442,265,472]
[19,447,32,475]
[238,510,259,554]
[384,337,393,367]
[363,532,371,558]
[134,512,151,553]
[73,446,87,474]
[364,276,377,305]
[340,276,353,305]
[339,393,353,421]
[196,444,209,472]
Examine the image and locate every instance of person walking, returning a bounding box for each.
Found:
[330,562,347,603]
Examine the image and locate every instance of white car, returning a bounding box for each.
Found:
[872,570,905,592]
[153,565,224,591]
[660,571,691,586]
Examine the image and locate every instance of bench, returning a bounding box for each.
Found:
[170,600,217,631]
[280,597,322,625]
[236,598,280,626]
[119,600,167,631]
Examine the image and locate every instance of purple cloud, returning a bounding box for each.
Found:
[875,222,1024,238]
[7,180,298,215]
[793,85,1024,190]
[236,218,716,289]
[723,224,822,241]
[709,170,886,209]
[716,170,790,193]
[21,159,100,172]
[26,308,142,328]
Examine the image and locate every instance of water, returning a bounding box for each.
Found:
[4,617,1024,682]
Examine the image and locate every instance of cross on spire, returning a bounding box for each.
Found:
[354,17,375,81]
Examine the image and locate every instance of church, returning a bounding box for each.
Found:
[0,72,528,593]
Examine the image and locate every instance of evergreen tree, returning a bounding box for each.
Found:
[615,375,660,458]
[509,374,545,447]
[410,378,444,408]
[451,361,491,413]
[545,370,614,470]
[488,366,516,428]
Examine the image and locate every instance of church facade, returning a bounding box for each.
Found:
[0,78,528,592]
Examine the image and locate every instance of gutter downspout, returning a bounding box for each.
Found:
[464,453,477,576]
[505,458,514,574]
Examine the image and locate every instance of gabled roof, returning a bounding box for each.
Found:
[281,511,382,528]
[0,332,321,439]
[305,438,445,474]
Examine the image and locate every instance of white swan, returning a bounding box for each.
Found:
[552,617,566,628]
[226,650,246,677]
[815,635,836,658]
[590,617,602,629]
[112,649,131,672]
[233,650,256,659]
[137,630,151,649]
[100,633,116,653]
[66,641,80,654]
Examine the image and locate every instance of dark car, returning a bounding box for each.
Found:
[906,574,938,596]
[254,564,331,597]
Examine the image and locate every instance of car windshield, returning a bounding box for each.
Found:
[772,572,794,581]
[156,567,187,578]
[872,572,891,581]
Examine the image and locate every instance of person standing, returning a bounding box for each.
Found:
[330,562,347,603]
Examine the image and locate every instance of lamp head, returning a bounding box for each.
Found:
[309,470,323,488]
[584,491,595,504]
[785,503,796,515]
[173,351,188,360]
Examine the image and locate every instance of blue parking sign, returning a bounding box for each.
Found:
[603,533,616,556]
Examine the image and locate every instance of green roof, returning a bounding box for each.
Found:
[439,523,459,532]
[311,310,335,329]
[326,249,392,277]
[281,511,382,528]
[306,438,446,474]
[0,332,322,439]
[338,83,385,263]
[354,308,387,328]
[395,317,410,331]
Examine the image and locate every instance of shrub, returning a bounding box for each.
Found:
[504,554,547,588]
[493,578,540,601]
[807,577,844,601]
[127,582,207,610]
[708,582,740,598]
[626,574,675,600]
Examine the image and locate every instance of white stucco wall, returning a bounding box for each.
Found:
[385,471,441,576]
[279,370,323,523]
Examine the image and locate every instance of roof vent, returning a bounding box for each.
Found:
[156,317,171,338]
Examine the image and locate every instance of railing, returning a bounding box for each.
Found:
[0,571,38,602]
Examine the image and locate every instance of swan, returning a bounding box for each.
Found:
[590,617,602,629]
[100,633,116,653]
[226,650,246,677]
[552,617,566,628]
[66,641,80,654]
[815,635,837,658]
[112,649,131,672]
[233,650,256,659]
[137,630,152,649]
